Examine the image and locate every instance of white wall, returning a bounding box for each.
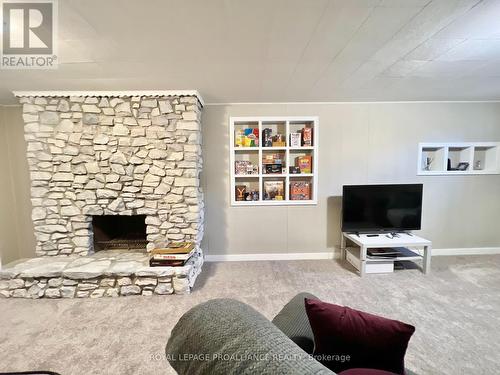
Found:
[202,102,500,256]
[2,102,500,261]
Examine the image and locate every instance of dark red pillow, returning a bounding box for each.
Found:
[305,298,415,374]
[339,369,399,375]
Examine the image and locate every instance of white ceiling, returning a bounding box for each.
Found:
[2,0,500,104]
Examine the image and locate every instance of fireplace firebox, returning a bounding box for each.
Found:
[92,215,147,252]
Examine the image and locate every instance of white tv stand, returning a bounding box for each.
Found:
[341,232,432,277]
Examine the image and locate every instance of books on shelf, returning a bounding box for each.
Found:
[149,242,196,267]
[367,248,402,258]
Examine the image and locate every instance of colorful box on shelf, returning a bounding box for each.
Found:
[295,155,312,173]
[235,161,259,175]
[262,153,284,165]
[290,181,311,200]
[290,132,302,147]
[264,180,285,201]
[302,127,313,146]
[264,164,284,174]
[235,128,259,147]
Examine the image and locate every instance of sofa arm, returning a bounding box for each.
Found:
[272,292,318,354]
[166,298,334,375]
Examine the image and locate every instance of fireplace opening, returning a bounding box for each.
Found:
[92,215,147,251]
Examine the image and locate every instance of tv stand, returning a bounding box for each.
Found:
[341,232,432,277]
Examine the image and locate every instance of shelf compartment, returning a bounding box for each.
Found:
[289,149,313,174]
[473,146,498,172]
[420,146,445,172]
[234,178,260,203]
[262,177,286,201]
[262,121,286,148]
[262,149,287,175]
[234,121,259,148]
[235,151,259,176]
[289,176,313,201]
[447,146,473,171]
[289,120,314,147]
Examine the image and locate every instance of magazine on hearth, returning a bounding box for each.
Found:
[150,242,195,255]
[151,248,195,261]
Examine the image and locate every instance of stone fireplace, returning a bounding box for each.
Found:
[0,91,204,298]
[18,91,204,257]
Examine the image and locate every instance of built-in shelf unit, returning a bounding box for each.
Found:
[230,116,318,206]
[418,142,500,175]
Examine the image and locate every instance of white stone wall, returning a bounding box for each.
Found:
[20,95,204,256]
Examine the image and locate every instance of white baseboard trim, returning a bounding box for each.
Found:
[205,252,337,262]
[432,247,500,256]
[205,247,500,262]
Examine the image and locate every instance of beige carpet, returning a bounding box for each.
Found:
[1,255,499,375]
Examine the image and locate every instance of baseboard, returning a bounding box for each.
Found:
[205,247,500,262]
[205,252,337,262]
[432,247,500,256]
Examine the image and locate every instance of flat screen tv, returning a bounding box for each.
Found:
[342,184,423,233]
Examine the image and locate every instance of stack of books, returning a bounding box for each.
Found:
[149,242,196,267]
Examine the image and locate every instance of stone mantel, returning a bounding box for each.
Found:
[18,91,205,258]
[13,90,205,107]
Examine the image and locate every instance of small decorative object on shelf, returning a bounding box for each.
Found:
[475,160,482,170]
[235,185,246,201]
[290,181,311,200]
[264,180,285,200]
[424,157,433,171]
[295,155,312,173]
[456,162,469,171]
[289,166,301,174]
[290,132,302,147]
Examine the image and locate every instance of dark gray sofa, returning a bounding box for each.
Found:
[166,293,416,375]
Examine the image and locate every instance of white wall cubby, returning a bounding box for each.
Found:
[230,116,318,206]
[418,142,500,175]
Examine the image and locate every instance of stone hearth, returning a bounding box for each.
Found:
[0,250,203,298]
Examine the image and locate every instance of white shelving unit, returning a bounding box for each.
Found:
[418,142,500,175]
[341,233,432,277]
[230,116,318,206]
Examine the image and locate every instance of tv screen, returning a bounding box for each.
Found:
[342,184,423,233]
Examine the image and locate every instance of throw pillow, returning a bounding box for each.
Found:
[305,298,415,374]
